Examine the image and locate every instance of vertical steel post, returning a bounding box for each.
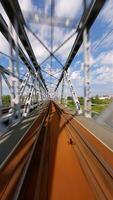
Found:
[83,28,91,118]
[39,84,43,103]
[36,82,39,107]
[9,22,15,118]
[14,18,21,120]
[61,76,65,104]
[35,81,39,108]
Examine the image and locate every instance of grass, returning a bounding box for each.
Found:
[66,100,75,110]
[66,100,109,114]
[91,104,108,113]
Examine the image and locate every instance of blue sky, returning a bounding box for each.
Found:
[0,0,113,97]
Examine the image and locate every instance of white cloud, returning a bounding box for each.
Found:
[71,71,80,80]
[55,0,82,18]
[25,27,50,63]
[95,51,113,66]
[91,50,113,85]
[18,0,37,18]
[92,31,113,53]
[68,68,83,87]
[2,76,10,95]
[92,66,113,85]
[44,64,62,78]
[54,30,77,62]
[100,0,113,28]
[0,33,9,55]
[1,0,113,96]
[18,0,79,64]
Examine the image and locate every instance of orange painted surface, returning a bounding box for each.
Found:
[47,104,94,200]
[1,101,113,199]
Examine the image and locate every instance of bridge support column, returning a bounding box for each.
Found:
[36,82,39,107]
[61,76,65,104]
[35,79,39,108]
[14,18,21,121]
[83,28,91,118]
[9,22,15,119]
[39,84,43,103]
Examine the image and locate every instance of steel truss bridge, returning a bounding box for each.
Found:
[0,0,113,199]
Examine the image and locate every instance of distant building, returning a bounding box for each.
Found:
[93,95,112,100]
[99,95,111,100]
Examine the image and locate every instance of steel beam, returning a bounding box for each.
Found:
[0,64,28,84]
[19,72,30,96]
[65,71,82,114]
[0,14,34,73]
[23,81,35,117]
[0,15,46,92]
[1,0,47,90]
[9,22,15,117]
[0,65,13,76]
[14,18,21,120]
[83,28,91,117]
[61,76,65,104]
[55,0,106,91]
[1,73,12,91]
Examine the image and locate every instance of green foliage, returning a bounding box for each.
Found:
[2,95,11,107]
[66,99,76,110]
[67,96,73,100]
[78,97,84,105]
[67,96,84,105]
[66,96,112,114]
[61,98,65,105]
[92,104,108,113]
[91,97,111,104]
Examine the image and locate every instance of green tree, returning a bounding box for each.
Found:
[67,96,73,100]
[2,95,11,107]
[78,97,84,105]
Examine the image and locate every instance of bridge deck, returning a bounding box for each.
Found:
[0,103,48,167]
[0,101,113,199]
[76,116,113,150]
[59,104,113,150]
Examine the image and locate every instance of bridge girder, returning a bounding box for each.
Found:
[1,0,47,91]
[55,0,106,91]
